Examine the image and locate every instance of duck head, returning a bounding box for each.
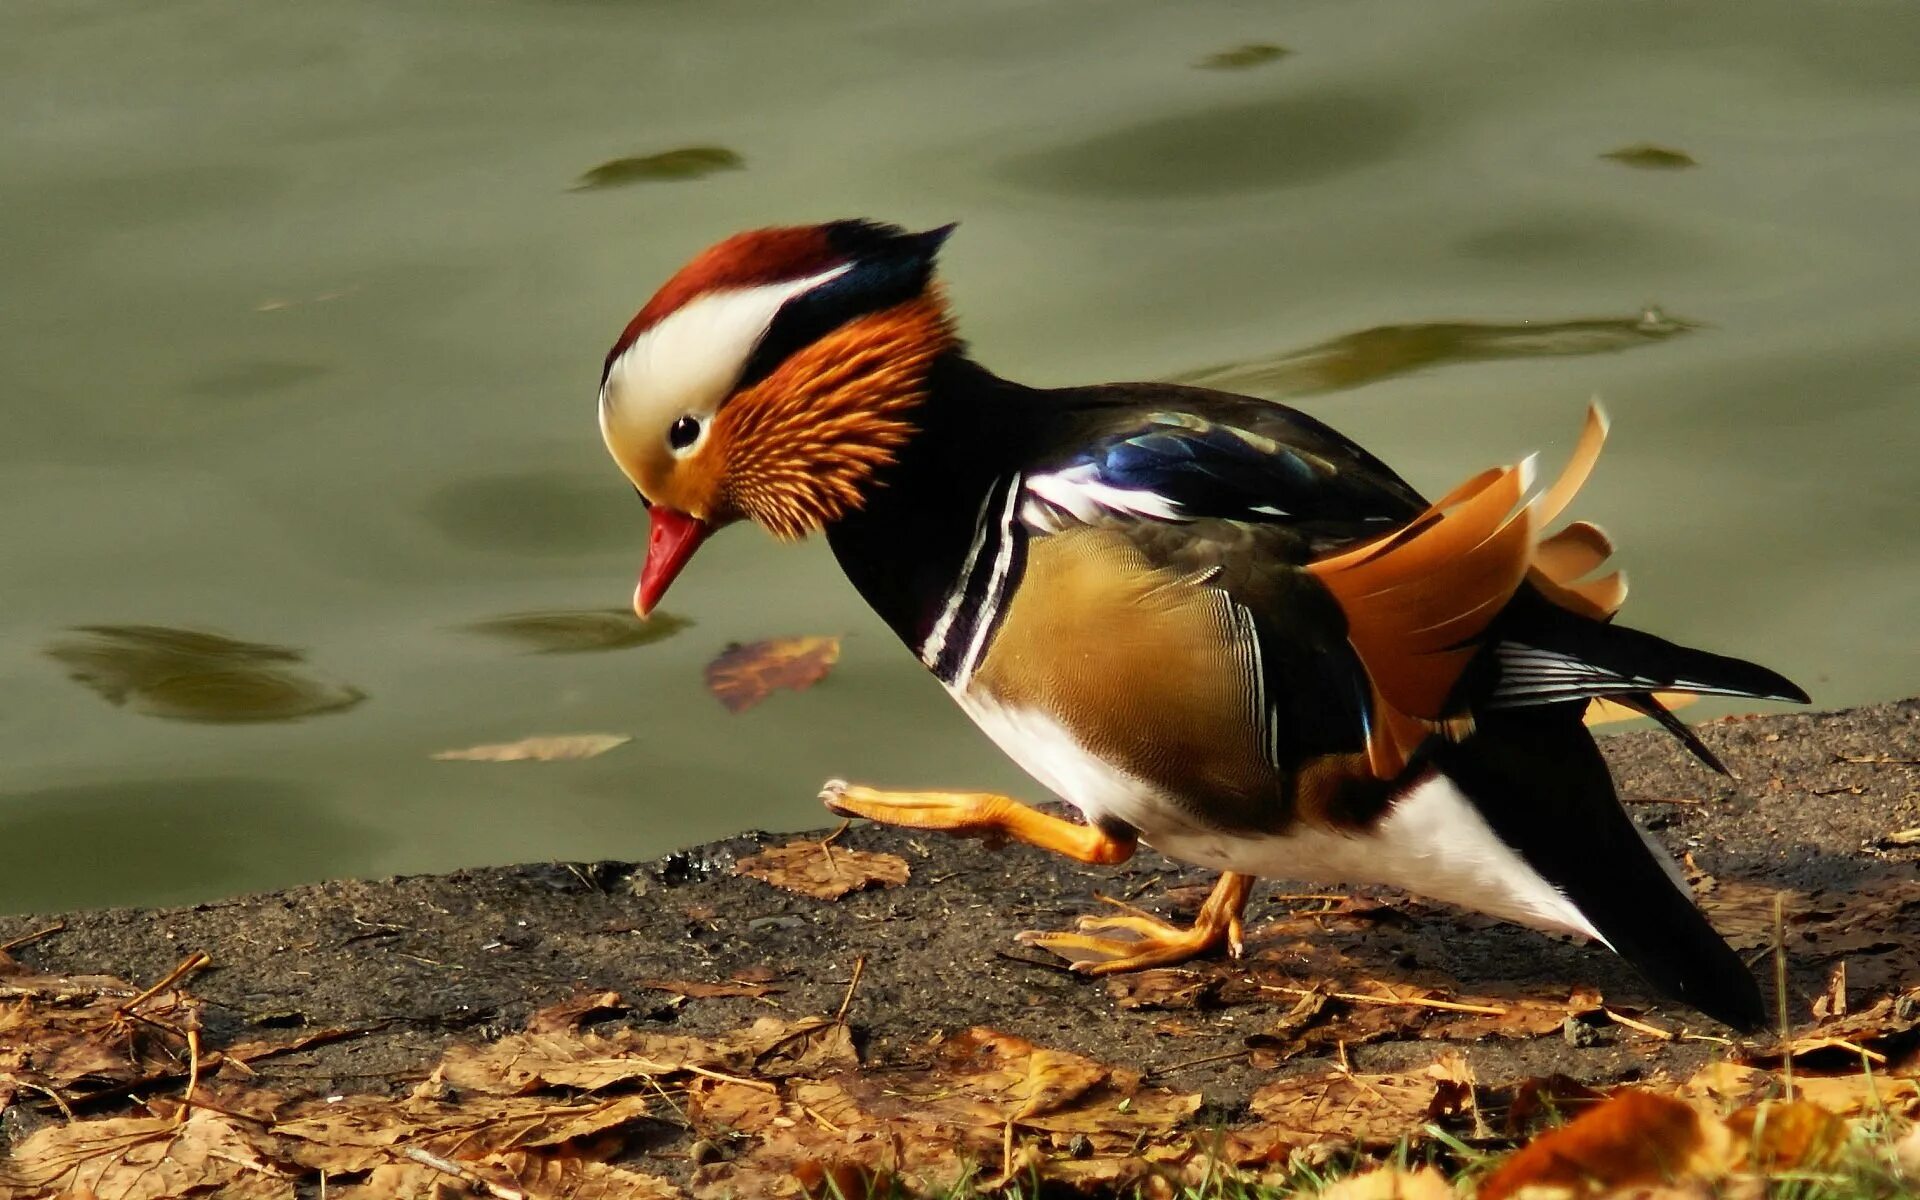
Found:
[598,220,956,616]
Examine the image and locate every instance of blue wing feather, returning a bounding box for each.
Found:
[1043,413,1416,529]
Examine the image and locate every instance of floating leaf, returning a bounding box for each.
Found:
[1602,142,1699,169]
[1171,310,1698,399]
[1196,42,1291,70]
[44,624,365,723]
[571,146,744,191]
[463,607,690,654]
[705,635,840,713]
[736,838,908,901]
[432,733,630,762]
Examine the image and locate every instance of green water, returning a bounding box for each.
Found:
[4,1,1917,913]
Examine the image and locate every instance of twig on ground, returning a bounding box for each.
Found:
[1146,1048,1249,1079]
[1604,1009,1674,1040]
[835,953,867,1025]
[1256,983,1506,1016]
[0,920,67,953]
[685,1064,778,1093]
[402,1147,526,1200]
[118,952,211,1016]
[1775,892,1794,1102]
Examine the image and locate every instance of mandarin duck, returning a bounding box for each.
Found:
[597,220,1807,1030]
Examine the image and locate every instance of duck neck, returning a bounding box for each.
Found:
[824,352,1033,655]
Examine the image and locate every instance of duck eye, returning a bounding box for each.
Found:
[668,415,702,451]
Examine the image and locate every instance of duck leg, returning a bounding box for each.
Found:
[819,779,1137,864]
[821,779,1251,974]
[1018,872,1254,975]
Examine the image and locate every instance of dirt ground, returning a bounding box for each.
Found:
[4,699,1917,1155]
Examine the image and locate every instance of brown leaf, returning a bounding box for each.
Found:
[0,975,203,1105]
[736,839,908,901]
[642,978,783,999]
[1249,1054,1477,1148]
[1479,1090,1727,1200]
[1727,1100,1848,1172]
[686,1076,784,1135]
[1106,968,1219,1011]
[844,1027,1198,1139]
[527,990,627,1035]
[440,1015,854,1095]
[0,1110,295,1199]
[274,1091,655,1174]
[1320,1167,1455,1200]
[432,733,630,762]
[1424,985,1605,1041]
[704,636,840,713]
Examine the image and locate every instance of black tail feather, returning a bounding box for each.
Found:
[1430,705,1766,1031]
[1484,591,1810,711]
[1615,692,1730,775]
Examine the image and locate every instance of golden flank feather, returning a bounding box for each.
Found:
[1309,404,1613,777]
[717,296,955,539]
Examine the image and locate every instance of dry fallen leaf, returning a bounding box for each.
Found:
[1106,968,1219,1011]
[273,1091,655,1174]
[1479,1090,1728,1200]
[1320,1166,1456,1200]
[1249,1053,1476,1148]
[736,838,909,901]
[705,636,840,713]
[432,733,630,762]
[0,1110,295,1199]
[439,1014,855,1095]
[1727,1100,1848,1172]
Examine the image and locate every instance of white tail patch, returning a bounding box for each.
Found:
[1150,772,1611,946]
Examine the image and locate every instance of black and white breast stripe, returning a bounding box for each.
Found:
[919,473,1027,689]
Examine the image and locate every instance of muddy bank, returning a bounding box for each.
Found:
[3,700,1916,1137]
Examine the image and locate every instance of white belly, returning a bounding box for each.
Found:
[953,691,1606,945]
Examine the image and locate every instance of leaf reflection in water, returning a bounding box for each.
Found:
[570,146,744,191]
[1195,43,1291,71]
[1168,309,1698,399]
[1601,143,1699,170]
[44,624,366,723]
[462,608,690,655]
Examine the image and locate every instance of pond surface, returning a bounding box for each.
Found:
[4,0,1917,912]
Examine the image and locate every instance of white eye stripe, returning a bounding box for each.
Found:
[603,265,851,426]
